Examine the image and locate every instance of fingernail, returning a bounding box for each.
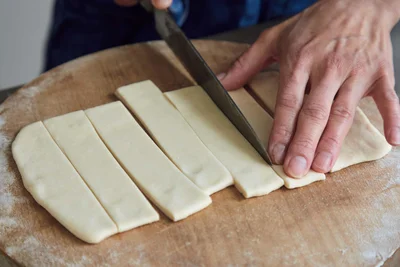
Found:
[271,143,286,164]
[313,151,332,172]
[389,127,400,145]
[216,73,226,81]
[287,156,308,178]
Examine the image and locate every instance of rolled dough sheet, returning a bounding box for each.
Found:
[44,111,159,232]
[248,72,392,172]
[116,80,232,195]
[331,108,392,172]
[12,122,117,243]
[85,101,212,221]
[165,86,284,198]
[229,88,325,189]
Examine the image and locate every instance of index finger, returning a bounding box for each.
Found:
[267,57,310,165]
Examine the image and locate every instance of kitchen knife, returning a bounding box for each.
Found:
[141,1,273,165]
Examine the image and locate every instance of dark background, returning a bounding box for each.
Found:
[1,19,399,103]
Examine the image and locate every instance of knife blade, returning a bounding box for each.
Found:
[141,2,272,165]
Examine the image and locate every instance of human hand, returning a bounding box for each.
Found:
[219,0,400,177]
[114,0,172,9]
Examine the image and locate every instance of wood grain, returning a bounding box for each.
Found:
[0,40,399,266]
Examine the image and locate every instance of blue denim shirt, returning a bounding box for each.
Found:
[45,0,316,70]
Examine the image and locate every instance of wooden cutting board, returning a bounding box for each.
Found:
[0,40,399,267]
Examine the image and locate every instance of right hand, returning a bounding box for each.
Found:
[219,0,400,178]
[114,0,172,9]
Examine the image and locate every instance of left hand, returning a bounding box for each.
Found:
[219,0,400,177]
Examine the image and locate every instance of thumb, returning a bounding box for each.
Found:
[219,29,278,91]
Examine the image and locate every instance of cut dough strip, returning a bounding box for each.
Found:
[248,71,279,113]
[229,88,325,189]
[229,88,273,149]
[12,122,118,243]
[248,72,392,172]
[85,101,212,221]
[116,80,232,195]
[44,111,159,232]
[165,86,284,198]
[270,165,325,189]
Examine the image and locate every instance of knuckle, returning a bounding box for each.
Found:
[297,45,313,62]
[292,136,315,151]
[330,104,353,121]
[277,92,301,110]
[233,54,250,72]
[350,62,366,76]
[283,70,300,88]
[376,66,393,81]
[381,87,399,103]
[272,123,293,140]
[326,53,344,72]
[286,44,298,57]
[319,135,340,151]
[301,103,330,122]
[376,69,391,82]
[287,44,312,67]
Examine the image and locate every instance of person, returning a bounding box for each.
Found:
[45,0,400,178]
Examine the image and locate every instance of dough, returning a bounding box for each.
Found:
[248,71,280,113]
[12,122,117,243]
[44,111,159,232]
[271,165,325,189]
[249,72,392,172]
[116,80,233,195]
[331,108,392,172]
[85,101,212,221]
[229,88,273,148]
[229,88,325,189]
[165,86,284,198]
